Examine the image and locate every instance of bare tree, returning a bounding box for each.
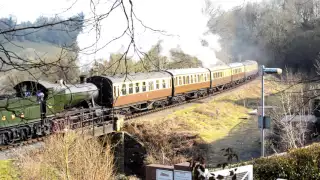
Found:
[266,70,317,154]
[0,0,169,87]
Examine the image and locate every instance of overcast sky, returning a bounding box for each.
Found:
[0,0,261,69]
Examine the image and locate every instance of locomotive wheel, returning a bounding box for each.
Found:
[19,129,27,141]
[4,133,14,145]
[44,125,51,135]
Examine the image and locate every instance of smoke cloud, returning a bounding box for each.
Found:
[0,0,252,69]
[76,0,225,69]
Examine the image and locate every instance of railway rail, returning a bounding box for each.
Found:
[0,75,258,152]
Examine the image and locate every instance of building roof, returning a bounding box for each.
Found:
[165,68,209,76]
[280,115,317,123]
[13,80,58,91]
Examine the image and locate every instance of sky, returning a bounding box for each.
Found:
[0,0,261,70]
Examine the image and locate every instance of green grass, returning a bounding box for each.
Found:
[166,78,283,143]
[0,160,18,180]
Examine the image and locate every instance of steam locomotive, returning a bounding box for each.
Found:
[0,60,258,145]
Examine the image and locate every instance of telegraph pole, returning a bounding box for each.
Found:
[260,65,282,157]
[261,65,265,157]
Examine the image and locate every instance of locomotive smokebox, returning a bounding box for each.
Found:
[80,75,86,84]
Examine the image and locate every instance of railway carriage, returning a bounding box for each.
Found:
[243,60,258,80]
[210,64,232,90]
[86,72,173,113]
[165,68,211,99]
[230,62,246,83]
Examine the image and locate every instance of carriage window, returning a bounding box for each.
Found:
[175,77,178,86]
[136,82,140,93]
[156,80,160,89]
[149,81,154,91]
[183,76,186,84]
[191,75,193,83]
[121,84,127,95]
[204,74,207,81]
[142,82,146,92]
[198,74,200,82]
[200,74,204,82]
[179,76,182,85]
[186,76,189,84]
[169,79,172,87]
[113,86,117,97]
[194,75,197,83]
[162,80,166,88]
[129,83,133,94]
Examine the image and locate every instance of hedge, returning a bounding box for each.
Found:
[251,143,320,180]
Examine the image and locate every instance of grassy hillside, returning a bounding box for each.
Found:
[0,40,79,91]
[124,77,284,165]
[1,40,68,61]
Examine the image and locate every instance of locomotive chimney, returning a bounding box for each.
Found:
[80,75,86,84]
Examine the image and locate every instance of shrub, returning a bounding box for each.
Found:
[15,131,115,180]
[252,143,320,180]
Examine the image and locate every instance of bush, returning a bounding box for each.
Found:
[252,143,320,180]
[15,131,115,180]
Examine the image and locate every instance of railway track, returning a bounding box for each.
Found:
[0,76,258,152]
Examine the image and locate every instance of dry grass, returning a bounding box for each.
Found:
[125,118,197,165]
[15,131,115,180]
[0,160,18,180]
[124,77,283,165]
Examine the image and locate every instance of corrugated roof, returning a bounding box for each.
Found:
[165,68,209,76]
[13,80,58,90]
[103,71,172,83]
[281,115,317,123]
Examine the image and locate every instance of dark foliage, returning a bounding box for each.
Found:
[207,0,320,75]
[252,143,320,180]
[0,13,85,47]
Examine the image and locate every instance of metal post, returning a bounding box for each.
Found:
[92,111,95,136]
[261,65,265,157]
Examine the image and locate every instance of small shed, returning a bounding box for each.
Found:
[270,115,319,143]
